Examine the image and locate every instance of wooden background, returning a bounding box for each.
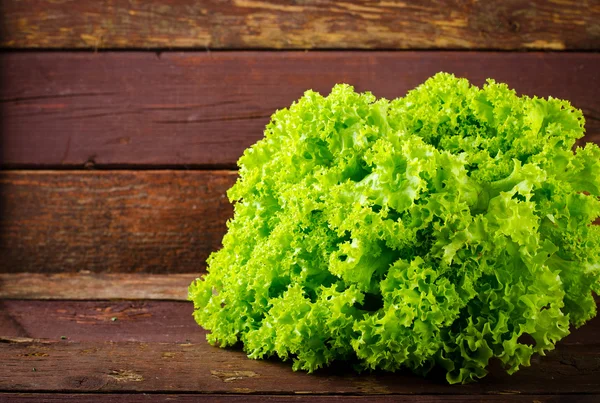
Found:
[1,1,599,402]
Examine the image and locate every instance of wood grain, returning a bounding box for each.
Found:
[1,299,598,396]
[1,394,599,402]
[0,273,195,299]
[0,336,599,394]
[1,299,597,345]
[1,267,597,355]
[1,52,599,168]
[0,171,235,273]
[0,300,200,343]
[1,0,598,50]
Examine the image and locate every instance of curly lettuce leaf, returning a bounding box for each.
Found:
[189,73,599,384]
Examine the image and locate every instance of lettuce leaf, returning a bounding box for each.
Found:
[189,73,599,383]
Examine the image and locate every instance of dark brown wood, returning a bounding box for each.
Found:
[1,52,598,168]
[0,335,598,394]
[1,299,597,345]
[1,394,599,402]
[0,300,202,343]
[0,171,235,273]
[1,299,598,396]
[0,273,194,299]
[0,0,598,50]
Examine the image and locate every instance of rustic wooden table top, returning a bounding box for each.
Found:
[1,273,599,402]
[1,1,599,401]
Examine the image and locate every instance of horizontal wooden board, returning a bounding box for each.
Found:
[0,273,195,300]
[1,299,599,397]
[1,269,598,357]
[0,171,235,273]
[0,170,598,275]
[1,0,598,50]
[1,299,597,345]
[0,335,599,394]
[1,52,599,168]
[0,300,201,343]
[2,394,599,402]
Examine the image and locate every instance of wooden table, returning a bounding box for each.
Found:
[1,273,599,402]
[1,1,599,401]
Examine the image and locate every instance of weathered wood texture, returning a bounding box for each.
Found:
[0,171,236,273]
[0,300,201,342]
[1,52,598,168]
[0,273,195,300]
[1,299,597,346]
[1,394,599,403]
[1,169,598,275]
[0,299,598,395]
[1,0,598,50]
[0,335,598,394]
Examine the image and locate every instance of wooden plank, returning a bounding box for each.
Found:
[1,52,598,168]
[0,300,201,343]
[0,273,195,300]
[0,336,598,394]
[1,299,597,345]
[1,0,598,50]
[2,394,599,402]
[1,300,598,397]
[0,171,235,273]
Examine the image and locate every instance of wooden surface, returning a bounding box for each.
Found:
[2,0,599,400]
[1,338,598,394]
[1,52,599,168]
[0,299,599,395]
[0,171,235,273]
[4,168,594,275]
[0,300,202,342]
[0,273,195,300]
[2,395,598,403]
[1,297,596,344]
[1,0,598,50]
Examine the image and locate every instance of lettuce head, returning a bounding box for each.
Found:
[189,73,600,383]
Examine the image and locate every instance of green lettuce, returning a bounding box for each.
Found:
[189,73,600,383]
